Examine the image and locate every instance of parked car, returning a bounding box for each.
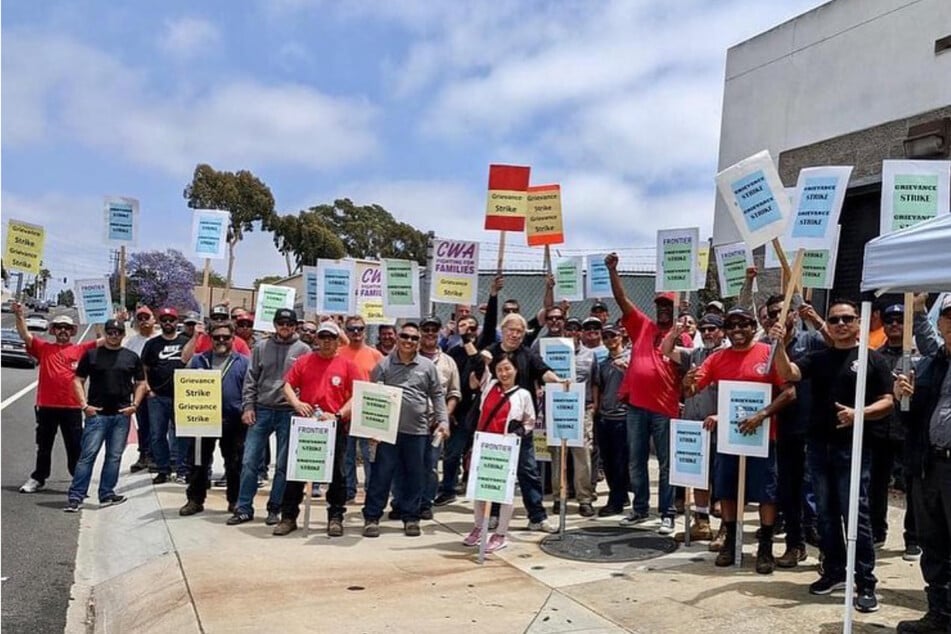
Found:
[34,301,50,313]
[1,300,13,313]
[25,313,49,331]
[1,328,36,368]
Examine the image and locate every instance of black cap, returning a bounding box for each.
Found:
[565,317,583,329]
[591,301,609,313]
[698,313,724,328]
[420,315,442,328]
[210,305,230,318]
[273,308,297,323]
[103,319,123,332]
[724,307,755,322]
[602,324,620,336]
[883,304,904,317]
[582,316,603,330]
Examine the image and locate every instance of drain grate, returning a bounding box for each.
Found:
[539,526,678,563]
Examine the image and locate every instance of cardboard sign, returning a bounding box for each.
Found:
[355,260,389,325]
[696,245,710,289]
[349,380,403,445]
[716,380,772,458]
[103,197,139,245]
[190,209,229,259]
[525,184,564,246]
[466,432,520,504]
[174,369,222,437]
[585,254,611,298]
[316,258,356,315]
[554,257,584,302]
[789,166,851,243]
[765,225,841,289]
[880,160,951,234]
[252,284,296,332]
[287,417,337,483]
[715,150,791,249]
[4,219,45,275]
[538,337,576,381]
[714,241,755,298]
[381,258,420,318]
[430,238,479,305]
[533,414,551,462]
[669,418,710,489]
[656,227,699,292]
[74,278,113,324]
[484,164,530,231]
[544,382,585,448]
[302,265,319,315]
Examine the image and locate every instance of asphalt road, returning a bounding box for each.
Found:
[1,307,86,634]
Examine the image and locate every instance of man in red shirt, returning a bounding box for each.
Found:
[14,303,101,493]
[181,304,251,363]
[275,321,360,537]
[605,253,692,534]
[688,307,796,574]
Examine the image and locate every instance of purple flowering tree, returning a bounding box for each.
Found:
[115,249,199,312]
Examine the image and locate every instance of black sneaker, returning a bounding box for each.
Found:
[578,503,595,518]
[226,511,253,526]
[404,521,421,537]
[896,611,949,633]
[130,459,148,473]
[100,495,127,507]
[853,587,879,613]
[420,507,434,521]
[265,511,280,526]
[902,544,922,561]
[63,500,82,513]
[179,500,204,516]
[809,575,847,595]
[597,505,623,518]
[433,492,456,507]
[152,473,169,484]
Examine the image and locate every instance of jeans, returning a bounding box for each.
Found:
[807,442,876,589]
[134,399,151,458]
[421,439,440,511]
[31,407,83,483]
[185,415,246,505]
[596,415,630,509]
[516,432,548,523]
[282,428,349,521]
[777,432,811,548]
[345,436,372,499]
[627,406,674,518]
[148,395,186,477]
[439,419,472,496]
[912,455,951,616]
[67,414,130,503]
[235,408,291,516]
[363,432,428,523]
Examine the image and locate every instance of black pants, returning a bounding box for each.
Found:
[134,399,151,459]
[31,407,83,483]
[596,416,630,509]
[867,434,898,541]
[281,429,348,521]
[912,455,951,617]
[185,419,246,505]
[777,432,808,548]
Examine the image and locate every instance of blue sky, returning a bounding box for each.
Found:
[2,0,823,296]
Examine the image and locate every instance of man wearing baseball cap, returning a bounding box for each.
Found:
[182,304,251,363]
[123,305,159,473]
[590,301,610,324]
[14,303,104,493]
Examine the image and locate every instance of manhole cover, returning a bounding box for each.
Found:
[539,526,678,563]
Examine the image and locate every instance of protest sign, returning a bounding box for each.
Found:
[880,160,951,234]
[533,415,551,462]
[103,197,138,245]
[287,417,337,483]
[765,225,840,289]
[714,241,755,298]
[381,258,420,318]
[716,380,772,458]
[466,432,520,504]
[302,265,319,315]
[174,369,222,437]
[554,257,584,302]
[538,337,576,381]
[316,258,356,315]
[252,284,296,332]
[74,278,113,324]
[190,209,229,259]
[585,254,611,298]
[544,382,585,448]
[349,380,403,445]
[669,419,710,489]
[485,164,530,231]
[4,219,45,275]
[715,150,791,249]
[788,166,851,243]
[696,244,710,289]
[656,227,699,292]
[526,184,564,246]
[430,238,479,305]
[355,260,388,325]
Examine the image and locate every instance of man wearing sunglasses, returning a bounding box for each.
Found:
[772,299,894,613]
[122,305,159,473]
[233,311,257,348]
[14,304,104,494]
[339,316,383,503]
[182,304,252,363]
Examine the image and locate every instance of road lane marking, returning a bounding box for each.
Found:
[1,322,94,411]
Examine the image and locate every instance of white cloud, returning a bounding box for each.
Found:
[158,16,221,60]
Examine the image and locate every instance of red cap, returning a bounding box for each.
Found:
[157,307,178,319]
[654,292,676,304]
[135,305,153,316]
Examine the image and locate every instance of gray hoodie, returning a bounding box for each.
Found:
[241,334,311,411]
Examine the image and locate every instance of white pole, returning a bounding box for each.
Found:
[842,301,872,633]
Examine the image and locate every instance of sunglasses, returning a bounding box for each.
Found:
[135,314,151,321]
[699,326,720,333]
[51,324,73,331]
[399,333,420,342]
[582,326,602,332]
[275,320,295,327]
[766,309,782,320]
[346,326,365,333]
[159,317,177,324]
[724,321,755,331]
[502,308,519,314]
[212,335,233,342]
[420,326,439,334]
[565,326,581,332]
[317,333,337,340]
[546,315,564,321]
[602,332,619,339]
[105,329,123,336]
[883,316,903,325]
[827,315,857,325]
[236,321,253,327]
[300,328,318,335]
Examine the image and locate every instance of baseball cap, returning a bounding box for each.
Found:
[565,317,583,330]
[317,322,340,336]
[591,301,609,313]
[883,304,904,318]
[103,319,123,332]
[939,294,951,316]
[50,315,76,327]
[698,313,724,328]
[135,305,153,317]
[273,308,297,323]
[157,307,178,319]
[654,292,676,304]
[724,307,755,323]
[582,316,603,329]
[705,300,725,313]
[602,324,620,336]
[420,315,442,329]
[183,312,200,325]
[210,305,230,319]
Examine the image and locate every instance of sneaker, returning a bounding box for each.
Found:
[420,507,434,521]
[463,526,482,547]
[776,545,807,568]
[709,525,727,552]
[579,503,595,518]
[809,575,847,595]
[63,500,82,513]
[485,534,508,553]
[226,511,253,526]
[327,518,344,537]
[527,519,557,533]
[100,495,127,507]
[152,473,169,484]
[618,511,650,527]
[363,520,380,538]
[273,518,298,536]
[174,474,188,485]
[179,500,204,516]
[19,478,44,493]
[265,511,280,526]
[902,544,922,561]
[433,492,457,507]
[129,459,148,473]
[597,505,623,518]
[404,521,421,537]
[658,517,675,535]
[873,535,886,549]
[896,611,950,633]
[488,516,499,531]
[853,587,879,613]
[755,545,775,575]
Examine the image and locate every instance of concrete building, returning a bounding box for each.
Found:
[714,0,951,304]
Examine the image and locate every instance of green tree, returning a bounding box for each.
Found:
[183,164,276,294]
[252,274,285,289]
[269,212,346,274]
[57,289,75,307]
[194,268,227,288]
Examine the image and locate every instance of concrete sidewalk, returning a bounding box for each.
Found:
[66,447,928,633]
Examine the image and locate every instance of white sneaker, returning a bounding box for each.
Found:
[19,478,44,493]
[658,516,675,535]
[527,519,557,533]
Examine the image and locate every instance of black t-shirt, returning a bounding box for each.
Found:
[485,343,552,394]
[141,334,190,397]
[76,347,145,415]
[797,346,893,445]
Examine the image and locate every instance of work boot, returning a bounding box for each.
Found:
[272,518,298,536]
[896,611,949,633]
[676,517,713,543]
[714,522,736,567]
[327,517,344,537]
[776,545,807,568]
[755,542,775,574]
